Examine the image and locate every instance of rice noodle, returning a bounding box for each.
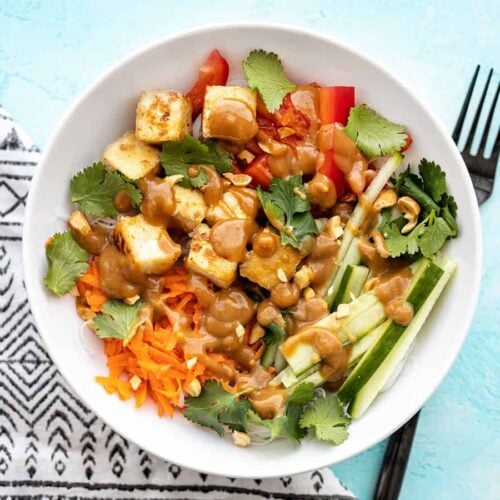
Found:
[90,214,122,230]
[78,320,96,356]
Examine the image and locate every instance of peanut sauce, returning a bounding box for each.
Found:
[358,238,414,325]
[287,296,329,334]
[183,275,257,381]
[139,175,176,225]
[281,326,350,383]
[210,219,257,262]
[330,124,368,194]
[249,387,288,419]
[306,232,339,290]
[201,166,224,206]
[71,225,109,255]
[114,190,132,213]
[207,98,259,143]
[96,245,147,299]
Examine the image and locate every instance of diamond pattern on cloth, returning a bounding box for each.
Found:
[0,104,356,499]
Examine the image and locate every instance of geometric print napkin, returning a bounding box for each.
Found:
[0,104,356,499]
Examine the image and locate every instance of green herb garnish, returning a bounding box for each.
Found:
[243,50,296,112]
[44,231,89,296]
[70,162,141,217]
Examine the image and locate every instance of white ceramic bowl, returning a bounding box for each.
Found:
[23,24,482,478]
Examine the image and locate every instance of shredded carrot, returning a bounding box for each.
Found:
[77,261,108,313]
[95,266,237,418]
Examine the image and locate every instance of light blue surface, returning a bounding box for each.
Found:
[1,1,499,498]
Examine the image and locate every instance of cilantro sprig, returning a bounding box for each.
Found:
[257,176,318,249]
[344,104,408,158]
[184,380,251,436]
[93,300,145,344]
[160,137,233,188]
[247,383,315,443]
[44,231,89,296]
[70,162,142,217]
[300,395,351,445]
[243,50,296,112]
[382,159,458,258]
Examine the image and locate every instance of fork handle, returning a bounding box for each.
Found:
[374,412,420,500]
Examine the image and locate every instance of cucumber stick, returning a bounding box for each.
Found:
[271,364,319,388]
[338,259,456,418]
[348,319,391,366]
[326,239,362,309]
[321,153,403,295]
[281,292,385,375]
[330,265,369,311]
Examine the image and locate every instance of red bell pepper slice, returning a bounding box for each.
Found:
[186,49,229,118]
[319,150,346,196]
[401,133,413,152]
[317,86,355,196]
[244,154,273,189]
[319,86,355,126]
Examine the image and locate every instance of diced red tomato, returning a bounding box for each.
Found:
[318,86,355,126]
[186,49,229,118]
[401,133,413,152]
[244,154,273,189]
[319,150,346,196]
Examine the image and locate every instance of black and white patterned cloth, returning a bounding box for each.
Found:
[0,105,356,499]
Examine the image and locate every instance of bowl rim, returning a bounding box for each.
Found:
[22,22,482,477]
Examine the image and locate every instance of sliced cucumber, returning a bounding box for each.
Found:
[330,265,369,311]
[271,364,320,388]
[338,259,455,418]
[321,153,403,295]
[273,349,287,372]
[339,300,386,343]
[348,319,391,367]
[326,238,362,309]
[260,342,279,368]
[281,292,386,375]
[290,367,326,389]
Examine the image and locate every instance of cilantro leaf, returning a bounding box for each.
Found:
[44,231,89,296]
[382,218,423,257]
[160,137,233,188]
[419,159,447,203]
[184,381,250,436]
[257,176,318,249]
[417,211,455,258]
[246,383,315,443]
[70,162,142,217]
[385,158,459,258]
[93,300,145,343]
[287,382,315,406]
[243,50,296,112]
[344,104,408,158]
[299,395,351,445]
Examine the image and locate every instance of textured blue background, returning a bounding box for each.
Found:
[1,1,499,498]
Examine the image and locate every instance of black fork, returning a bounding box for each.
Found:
[453,66,500,204]
[374,66,499,500]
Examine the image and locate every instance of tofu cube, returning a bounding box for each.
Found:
[206,187,259,225]
[186,224,237,288]
[172,185,207,232]
[240,230,301,290]
[103,131,160,180]
[115,214,181,274]
[136,90,192,143]
[202,86,258,143]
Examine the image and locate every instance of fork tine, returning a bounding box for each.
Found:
[463,68,494,152]
[452,65,480,143]
[478,81,500,159]
[492,126,500,164]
